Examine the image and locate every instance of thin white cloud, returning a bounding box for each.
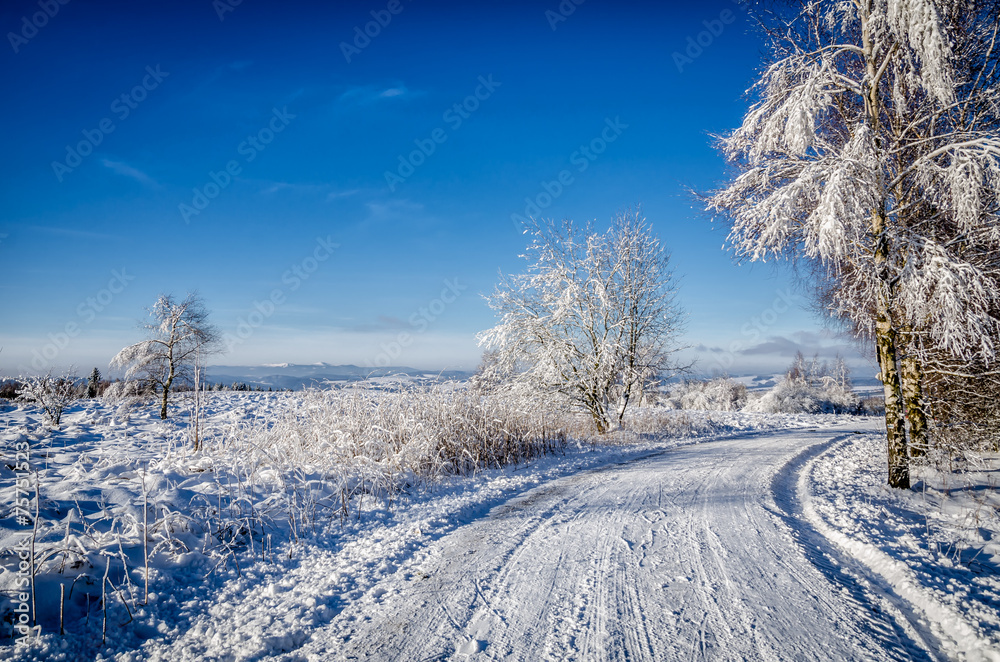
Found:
[337,83,420,105]
[251,180,361,200]
[101,159,158,187]
[257,181,326,195]
[327,188,360,201]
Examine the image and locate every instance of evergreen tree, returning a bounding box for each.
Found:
[87,367,101,398]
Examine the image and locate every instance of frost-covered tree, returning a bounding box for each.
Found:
[478,209,686,433]
[17,369,79,426]
[710,0,1000,488]
[111,293,221,420]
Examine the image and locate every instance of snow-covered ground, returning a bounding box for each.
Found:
[800,431,1000,660]
[0,393,997,660]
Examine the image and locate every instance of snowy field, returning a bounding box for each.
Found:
[0,392,998,660]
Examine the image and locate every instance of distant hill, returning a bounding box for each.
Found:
[204,363,473,390]
[667,372,884,393]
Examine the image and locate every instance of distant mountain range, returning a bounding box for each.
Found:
[205,363,473,390]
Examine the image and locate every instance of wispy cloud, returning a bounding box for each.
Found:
[327,188,360,201]
[337,83,420,106]
[739,332,856,360]
[251,180,361,200]
[685,328,871,377]
[101,159,159,187]
[364,198,425,224]
[203,60,255,86]
[257,181,326,195]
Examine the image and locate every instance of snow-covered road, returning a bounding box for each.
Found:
[281,424,933,661]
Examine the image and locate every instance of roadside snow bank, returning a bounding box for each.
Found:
[802,432,1000,660]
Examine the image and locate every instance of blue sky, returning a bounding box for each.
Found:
[0,0,871,378]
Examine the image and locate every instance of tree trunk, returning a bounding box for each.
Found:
[585,390,610,434]
[161,334,177,420]
[160,383,171,420]
[160,364,175,420]
[617,392,630,427]
[872,205,909,487]
[900,345,928,458]
[862,9,908,489]
[875,303,909,488]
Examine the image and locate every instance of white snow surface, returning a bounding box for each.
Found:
[1,394,998,661]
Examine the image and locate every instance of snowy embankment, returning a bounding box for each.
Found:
[0,392,833,661]
[802,432,1000,660]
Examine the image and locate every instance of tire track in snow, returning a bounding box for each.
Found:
[770,433,946,662]
[789,434,999,661]
[285,427,940,661]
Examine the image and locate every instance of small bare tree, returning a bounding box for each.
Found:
[478,209,686,433]
[111,293,221,420]
[17,369,79,426]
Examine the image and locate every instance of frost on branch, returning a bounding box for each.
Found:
[478,209,686,433]
[708,0,1000,486]
[17,369,80,426]
[111,293,220,420]
[710,0,1000,363]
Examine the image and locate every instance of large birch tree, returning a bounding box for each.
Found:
[710,0,1000,487]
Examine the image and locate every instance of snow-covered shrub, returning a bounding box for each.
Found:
[745,377,821,414]
[102,379,155,420]
[16,370,79,425]
[745,355,860,414]
[208,384,574,520]
[621,407,724,438]
[665,377,747,411]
